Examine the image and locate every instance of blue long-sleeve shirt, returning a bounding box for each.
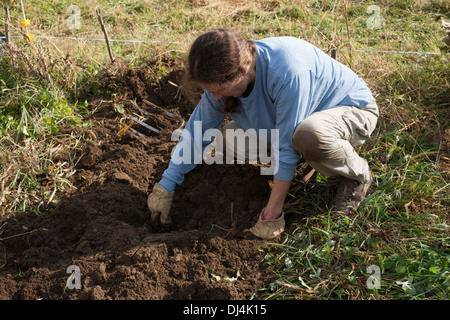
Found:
[158,37,372,193]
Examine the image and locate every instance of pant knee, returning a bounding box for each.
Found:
[293,128,324,162]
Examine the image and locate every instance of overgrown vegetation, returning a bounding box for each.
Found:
[1,0,449,299]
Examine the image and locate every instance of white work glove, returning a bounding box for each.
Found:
[147,184,174,226]
[246,208,285,240]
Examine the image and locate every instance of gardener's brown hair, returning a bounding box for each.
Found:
[188,28,257,113]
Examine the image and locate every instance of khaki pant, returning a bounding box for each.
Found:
[293,98,379,183]
[215,98,379,182]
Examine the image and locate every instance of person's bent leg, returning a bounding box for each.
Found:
[293,99,379,212]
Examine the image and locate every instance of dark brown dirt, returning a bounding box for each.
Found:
[0,61,276,300]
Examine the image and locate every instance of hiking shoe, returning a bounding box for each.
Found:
[330,174,373,213]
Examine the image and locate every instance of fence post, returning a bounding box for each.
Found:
[331,48,337,60]
[4,5,11,44]
[96,8,115,63]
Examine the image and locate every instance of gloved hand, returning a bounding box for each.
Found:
[147,184,174,226]
[246,208,285,240]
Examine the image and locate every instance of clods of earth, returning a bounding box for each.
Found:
[0,61,292,299]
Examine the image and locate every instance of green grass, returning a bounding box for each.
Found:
[1,0,449,299]
[0,43,89,214]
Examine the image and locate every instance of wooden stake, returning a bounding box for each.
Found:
[96,8,115,63]
[4,5,10,44]
[343,0,353,68]
[331,48,337,60]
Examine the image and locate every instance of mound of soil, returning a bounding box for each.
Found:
[0,62,277,300]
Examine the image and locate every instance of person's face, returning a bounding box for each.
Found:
[198,70,250,100]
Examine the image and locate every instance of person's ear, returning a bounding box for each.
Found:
[239,66,249,75]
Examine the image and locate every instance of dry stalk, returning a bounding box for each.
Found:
[0,132,79,218]
[0,227,48,242]
[275,280,314,294]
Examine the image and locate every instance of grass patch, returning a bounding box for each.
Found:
[0,41,89,215]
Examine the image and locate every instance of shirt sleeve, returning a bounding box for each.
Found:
[158,91,226,192]
[271,71,313,182]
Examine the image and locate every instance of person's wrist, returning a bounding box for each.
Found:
[262,206,282,221]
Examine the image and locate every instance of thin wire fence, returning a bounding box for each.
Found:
[1,1,450,57]
[2,34,449,55]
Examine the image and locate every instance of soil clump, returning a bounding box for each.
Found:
[0,60,275,299]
